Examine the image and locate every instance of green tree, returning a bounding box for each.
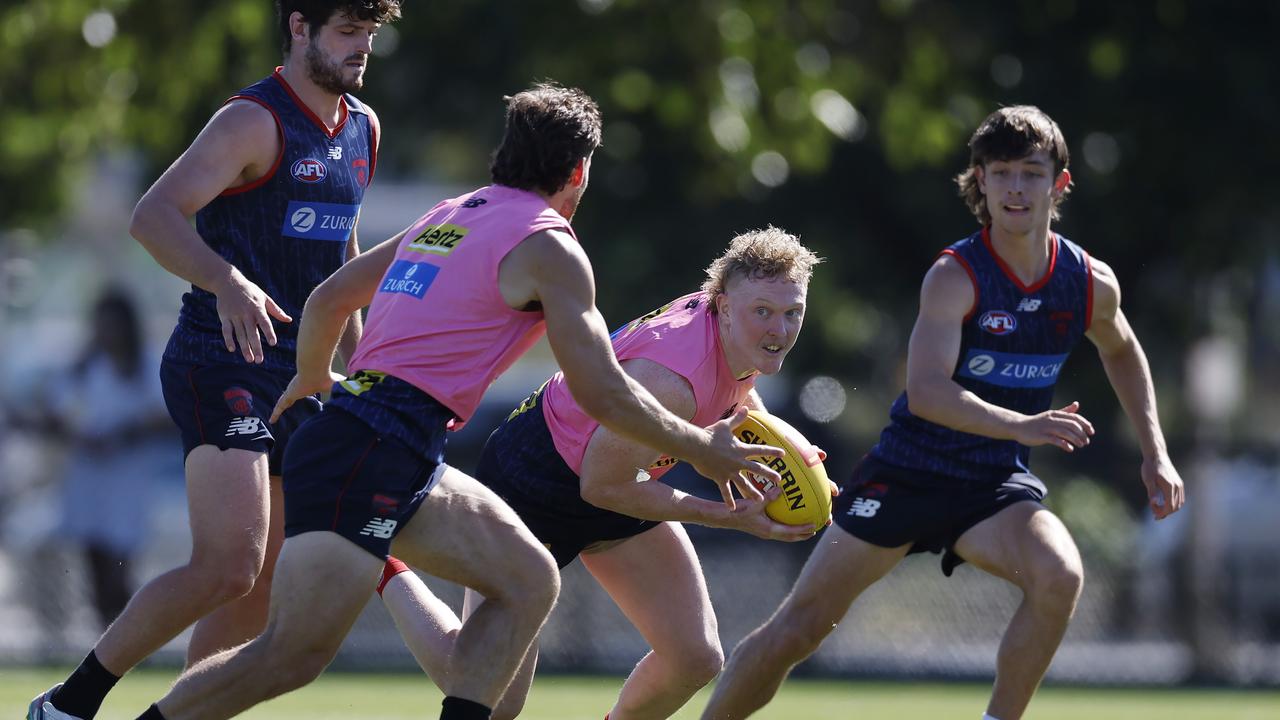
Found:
[1,0,275,230]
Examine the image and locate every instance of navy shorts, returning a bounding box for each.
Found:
[281,406,445,559]
[476,400,658,568]
[159,358,320,475]
[832,455,1047,575]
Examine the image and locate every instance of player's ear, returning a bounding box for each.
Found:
[1053,168,1072,195]
[973,165,986,194]
[569,158,586,188]
[289,12,309,46]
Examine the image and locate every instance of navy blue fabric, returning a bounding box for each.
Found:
[873,230,1091,482]
[282,405,448,560]
[158,358,320,475]
[475,397,659,568]
[165,73,374,373]
[328,370,453,463]
[833,455,1047,575]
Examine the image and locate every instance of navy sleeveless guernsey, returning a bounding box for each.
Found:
[164,69,376,375]
[872,227,1093,482]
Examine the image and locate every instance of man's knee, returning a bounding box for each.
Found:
[256,625,339,695]
[1027,555,1084,611]
[188,554,266,603]
[249,645,330,698]
[674,639,724,688]
[273,648,332,693]
[503,541,560,614]
[763,601,835,661]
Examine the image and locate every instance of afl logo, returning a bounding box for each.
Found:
[967,354,996,376]
[290,206,317,233]
[979,310,1017,335]
[291,158,328,183]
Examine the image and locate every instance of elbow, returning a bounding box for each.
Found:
[304,280,351,320]
[128,197,155,243]
[904,381,939,422]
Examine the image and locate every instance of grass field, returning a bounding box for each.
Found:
[4,668,1278,719]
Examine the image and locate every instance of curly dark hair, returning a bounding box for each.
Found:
[490,83,603,196]
[277,1,402,54]
[955,105,1071,226]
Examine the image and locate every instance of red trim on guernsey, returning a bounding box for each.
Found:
[219,95,284,197]
[186,368,206,443]
[940,249,981,322]
[981,225,1058,295]
[366,106,379,186]
[272,67,348,139]
[1083,248,1095,332]
[330,438,379,531]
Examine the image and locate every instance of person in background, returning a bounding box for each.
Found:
[44,288,174,629]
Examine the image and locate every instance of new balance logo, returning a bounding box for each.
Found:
[225,417,264,437]
[327,145,343,160]
[1016,298,1042,312]
[358,518,398,539]
[846,497,881,518]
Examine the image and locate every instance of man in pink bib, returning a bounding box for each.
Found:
[129,84,784,720]
[380,227,823,720]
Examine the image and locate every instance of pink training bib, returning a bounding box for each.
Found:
[542,292,755,476]
[349,185,574,426]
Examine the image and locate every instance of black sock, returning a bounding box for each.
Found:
[51,650,120,719]
[136,704,167,720]
[440,696,492,720]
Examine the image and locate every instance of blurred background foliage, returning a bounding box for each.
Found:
[3,0,1279,491]
[6,0,1280,682]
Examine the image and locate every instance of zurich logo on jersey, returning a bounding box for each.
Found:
[380,260,439,299]
[967,354,997,376]
[958,349,1069,388]
[291,158,328,183]
[979,310,1017,335]
[281,200,359,242]
[290,206,317,233]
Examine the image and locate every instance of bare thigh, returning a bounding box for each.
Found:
[952,501,1082,588]
[389,466,553,596]
[581,522,718,657]
[185,446,272,572]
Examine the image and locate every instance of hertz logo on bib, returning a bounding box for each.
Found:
[407,223,469,256]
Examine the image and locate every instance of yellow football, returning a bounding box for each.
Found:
[734,410,833,532]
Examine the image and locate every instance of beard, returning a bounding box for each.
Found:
[557,182,587,221]
[305,42,362,95]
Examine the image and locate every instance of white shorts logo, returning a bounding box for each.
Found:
[225,417,264,437]
[358,518,398,539]
[846,497,881,518]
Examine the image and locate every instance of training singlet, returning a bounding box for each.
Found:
[165,68,376,374]
[872,227,1093,482]
[347,185,574,425]
[541,292,755,476]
